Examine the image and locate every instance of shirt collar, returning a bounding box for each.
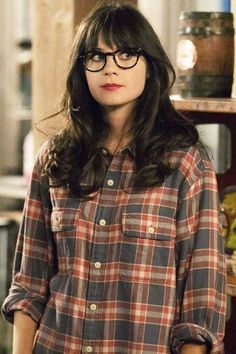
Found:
[122,144,135,157]
[100,143,135,158]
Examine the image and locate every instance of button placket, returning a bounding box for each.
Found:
[82,154,123,347]
[83,248,106,342]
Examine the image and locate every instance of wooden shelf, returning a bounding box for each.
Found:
[171,95,236,114]
[227,275,236,297]
[0,211,22,224]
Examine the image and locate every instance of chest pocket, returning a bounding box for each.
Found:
[120,213,176,284]
[51,208,81,273]
[122,212,175,241]
[51,208,80,232]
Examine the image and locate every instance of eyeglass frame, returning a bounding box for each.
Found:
[79,47,145,72]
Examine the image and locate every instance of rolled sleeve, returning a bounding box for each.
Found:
[2,284,47,324]
[171,323,218,353]
[1,145,56,325]
[171,160,227,353]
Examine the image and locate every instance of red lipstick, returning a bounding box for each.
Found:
[101,84,124,91]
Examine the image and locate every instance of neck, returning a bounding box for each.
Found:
[102,105,133,154]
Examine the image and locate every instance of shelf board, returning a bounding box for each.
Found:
[0,211,22,224]
[171,95,236,113]
[227,275,236,297]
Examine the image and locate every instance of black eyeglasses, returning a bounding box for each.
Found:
[79,47,144,72]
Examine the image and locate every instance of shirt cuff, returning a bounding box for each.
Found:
[1,285,47,325]
[170,323,222,354]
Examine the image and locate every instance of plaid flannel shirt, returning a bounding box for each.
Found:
[2,143,226,353]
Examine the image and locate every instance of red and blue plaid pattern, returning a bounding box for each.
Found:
[2,144,226,353]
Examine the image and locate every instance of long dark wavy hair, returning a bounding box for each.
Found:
[43,2,199,198]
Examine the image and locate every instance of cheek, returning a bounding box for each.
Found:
[131,63,148,93]
[130,71,147,96]
[86,75,99,98]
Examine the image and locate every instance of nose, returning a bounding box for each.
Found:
[103,55,117,75]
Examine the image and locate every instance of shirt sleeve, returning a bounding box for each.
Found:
[1,148,57,325]
[170,160,227,353]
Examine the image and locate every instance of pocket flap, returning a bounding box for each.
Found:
[51,208,80,232]
[122,213,175,241]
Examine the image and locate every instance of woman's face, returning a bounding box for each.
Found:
[85,36,148,115]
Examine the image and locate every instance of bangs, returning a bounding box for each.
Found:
[82,5,143,52]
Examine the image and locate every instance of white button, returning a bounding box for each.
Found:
[107,179,114,186]
[84,346,93,353]
[99,219,106,226]
[94,262,102,269]
[90,304,97,311]
[54,215,60,225]
[148,226,155,234]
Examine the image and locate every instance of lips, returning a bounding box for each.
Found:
[101,83,124,91]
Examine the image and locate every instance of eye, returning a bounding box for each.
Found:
[88,52,105,62]
[119,49,136,60]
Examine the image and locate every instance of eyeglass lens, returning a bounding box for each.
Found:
[83,48,140,72]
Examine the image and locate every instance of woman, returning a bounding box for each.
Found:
[2,2,226,353]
